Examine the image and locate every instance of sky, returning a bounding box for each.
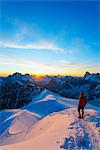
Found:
[0,0,100,76]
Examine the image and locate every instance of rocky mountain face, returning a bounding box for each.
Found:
[0,73,42,110]
[84,71,91,77]
[0,72,99,110]
[36,72,100,102]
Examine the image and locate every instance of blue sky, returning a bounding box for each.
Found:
[0,0,100,76]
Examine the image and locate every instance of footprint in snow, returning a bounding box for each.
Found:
[60,120,96,150]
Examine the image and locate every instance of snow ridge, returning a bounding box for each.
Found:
[0,90,100,150]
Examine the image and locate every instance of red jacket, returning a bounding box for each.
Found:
[79,96,87,107]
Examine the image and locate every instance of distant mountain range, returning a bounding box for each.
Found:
[0,72,100,109]
[36,72,100,102]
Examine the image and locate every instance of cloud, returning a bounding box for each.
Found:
[0,40,64,52]
[60,60,81,67]
[1,18,67,53]
[0,56,55,71]
[72,37,91,50]
[56,25,69,40]
[14,21,43,43]
[67,49,74,55]
[83,63,100,70]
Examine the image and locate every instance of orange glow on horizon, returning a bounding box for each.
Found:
[0,71,84,77]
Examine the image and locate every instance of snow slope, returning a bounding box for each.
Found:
[23,89,99,115]
[0,109,41,145]
[0,90,100,150]
[0,108,100,150]
[22,89,77,117]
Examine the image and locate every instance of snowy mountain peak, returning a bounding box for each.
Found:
[84,72,100,83]
[84,71,91,77]
[0,73,42,110]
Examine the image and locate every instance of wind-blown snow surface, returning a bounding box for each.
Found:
[0,90,100,150]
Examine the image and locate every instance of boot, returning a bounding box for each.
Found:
[78,115,81,118]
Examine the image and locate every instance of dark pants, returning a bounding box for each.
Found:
[78,105,84,117]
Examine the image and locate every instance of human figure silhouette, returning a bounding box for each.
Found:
[78,92,87,118]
